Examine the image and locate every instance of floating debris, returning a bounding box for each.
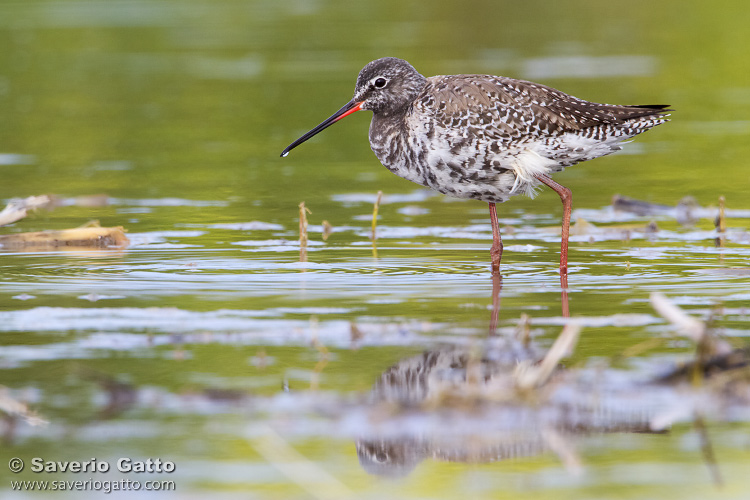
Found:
[0,194,128,250]
[549,217,659,240]
[0,195,52,226]
[650,292,749,394]
[575,194,750,226]
[0,223,129,251]
[0,385,47,427]
[515,323,581,391]
[650,292,732,357]
[612,194,673,216]
[612,194,700,226]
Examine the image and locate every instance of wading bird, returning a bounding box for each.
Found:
[281,57,670,274]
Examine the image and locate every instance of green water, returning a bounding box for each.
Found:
[1,1,749,498]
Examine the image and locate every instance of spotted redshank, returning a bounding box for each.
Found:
[281,57,670,274]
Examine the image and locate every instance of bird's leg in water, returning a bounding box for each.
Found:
[535,174,572,276]
[488,202,503,275]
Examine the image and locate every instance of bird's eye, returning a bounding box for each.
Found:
[373,77,387,89]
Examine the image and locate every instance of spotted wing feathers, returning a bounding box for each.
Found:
[417,75,670,141]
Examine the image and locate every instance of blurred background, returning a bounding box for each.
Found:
[1,1,749,499]
[1,0,748,216]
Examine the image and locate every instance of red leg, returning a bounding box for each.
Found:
[488,202,503,275]
[535,174,571,275]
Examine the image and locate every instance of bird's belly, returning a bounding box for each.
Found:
[370,122,534,203]
[368,116,511,200]
[369,118,626,204]
[373,144,518,204]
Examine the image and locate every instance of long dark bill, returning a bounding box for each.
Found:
[280,100,364,157]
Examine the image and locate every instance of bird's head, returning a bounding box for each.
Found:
[281,57,426,157]
[352,57,427,115]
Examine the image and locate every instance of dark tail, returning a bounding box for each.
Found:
[609,103,672,122]
[633,104,672,114]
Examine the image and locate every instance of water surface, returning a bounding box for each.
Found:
[1,1,750,498]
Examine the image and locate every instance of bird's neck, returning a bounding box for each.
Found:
[368,111,428,186]
[369,112,406,165]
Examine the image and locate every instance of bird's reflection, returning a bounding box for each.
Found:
[357,279,750,478]
[560,272,570,318]
[355,341,657,477]
[488,270,570,337]
[357,273,639,478]
[357,432,547,477]
[488,273,502,335]
[356,343,548,477]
